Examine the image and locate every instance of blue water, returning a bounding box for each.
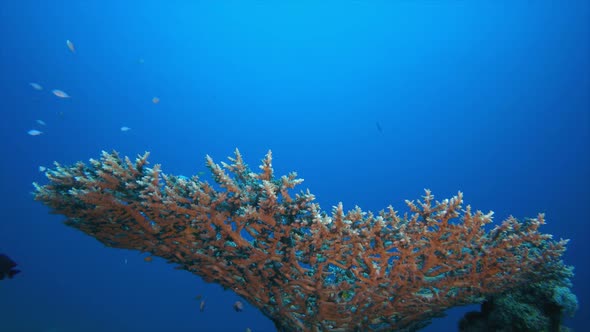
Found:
[0,1,588,331]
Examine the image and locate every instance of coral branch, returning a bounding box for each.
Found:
[33,150,574,331]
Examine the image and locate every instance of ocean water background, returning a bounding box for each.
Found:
[0,1,588,331]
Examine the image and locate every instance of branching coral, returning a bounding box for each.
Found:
[33,149,573,331]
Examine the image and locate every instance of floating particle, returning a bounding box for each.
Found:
[66,39,75,53]
[52,89,70,98]
[36,119,46,126]
[152,97,160,104]
[27,129,43,136]
[29,82,43,90]
[120,126,131,132]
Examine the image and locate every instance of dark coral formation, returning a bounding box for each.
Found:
[459,269,577,332]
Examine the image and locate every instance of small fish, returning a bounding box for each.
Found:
[246,329,252,332]
[120,126,131,132]
[28,129,43,136]
[66,39,75,53]
[138,58,145,64]
[376,121,383,133]
[0,254,20,280]
[194,294,202,300]
[199,299,206,312]
[29,82,43,90]
[152,97,160,104]
[38,166,47,172]
[233,301,244,312]
[124,258,128,265]
[52,89,70,98]
[36,120,46,126]
[144,256,153,262]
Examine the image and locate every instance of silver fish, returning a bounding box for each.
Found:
[28,129,43,136]
[66,39,75,53]
[29,82,43,90]
[52,89,70,98]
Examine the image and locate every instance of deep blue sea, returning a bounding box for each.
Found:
[0,1,588,331]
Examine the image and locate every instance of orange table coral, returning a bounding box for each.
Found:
[33,149,572,331]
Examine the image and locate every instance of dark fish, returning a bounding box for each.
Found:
[0,254,20,280]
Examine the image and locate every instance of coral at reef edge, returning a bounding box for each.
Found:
[33,149,576,331]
